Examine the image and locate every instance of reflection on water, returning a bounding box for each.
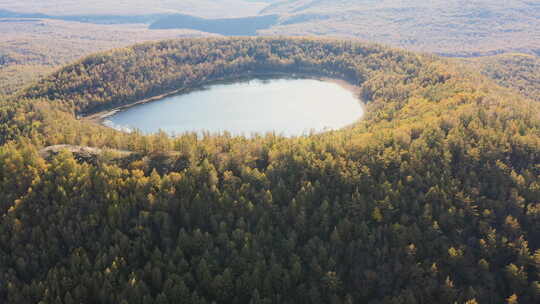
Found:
[104,78,364,137]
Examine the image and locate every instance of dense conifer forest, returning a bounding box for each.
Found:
[464,53,540,103]
[1,38,540,304]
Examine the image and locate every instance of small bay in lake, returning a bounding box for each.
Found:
[103,78,364,137]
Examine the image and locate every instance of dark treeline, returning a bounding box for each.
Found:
[1,38,540,304]
[149,14,279,35]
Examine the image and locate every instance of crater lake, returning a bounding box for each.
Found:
[103,78,364,137]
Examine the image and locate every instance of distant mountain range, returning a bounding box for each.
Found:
[1,0,540,55]
[0,0,269,18]
[260,0,540,56]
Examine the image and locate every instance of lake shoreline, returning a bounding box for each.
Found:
[83,72,365,132]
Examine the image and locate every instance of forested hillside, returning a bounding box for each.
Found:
[0,19,212,96]
[1,38,540,304]
[463,53,540,103]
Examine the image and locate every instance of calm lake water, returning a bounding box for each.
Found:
[104,78,364,137]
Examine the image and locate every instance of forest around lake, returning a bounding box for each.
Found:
[2,0,540,100]
[1,38,540,304]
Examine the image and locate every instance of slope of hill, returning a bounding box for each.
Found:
[261,0,540,56]
[1,38,539,304]
[3,0,540,98]
[0,0,270,18]
[462,53,540,103]
[0,9,167,24]
[0,19,215,95]
[2,0,540,56]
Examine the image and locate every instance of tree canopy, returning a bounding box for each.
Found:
[1,37,540,304]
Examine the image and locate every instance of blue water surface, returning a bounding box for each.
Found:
[104,78,363,137]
